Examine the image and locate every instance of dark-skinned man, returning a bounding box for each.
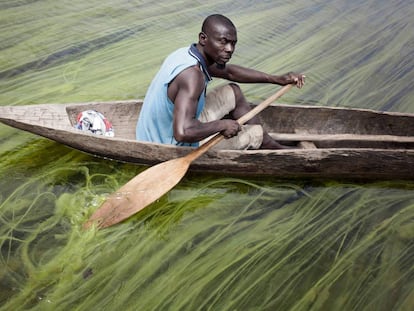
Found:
[136,14,305,149]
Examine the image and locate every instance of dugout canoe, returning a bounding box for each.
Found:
[0,99,414,180]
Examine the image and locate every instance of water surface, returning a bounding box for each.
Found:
[1,1,414,310]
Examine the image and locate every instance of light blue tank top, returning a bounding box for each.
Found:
[136,44,212,146]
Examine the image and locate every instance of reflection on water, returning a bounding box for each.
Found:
[1,0,414,310]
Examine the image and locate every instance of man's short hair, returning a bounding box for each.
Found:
[201,14,235,33]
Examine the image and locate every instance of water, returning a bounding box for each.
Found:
[1,1,414,310]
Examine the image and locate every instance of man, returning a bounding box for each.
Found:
[136,14,305,149]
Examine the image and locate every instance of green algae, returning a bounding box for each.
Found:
[1,0,414,310]
[1,174,413,310]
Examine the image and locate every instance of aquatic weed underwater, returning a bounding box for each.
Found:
[1,0,414,310]
[1,156,413,311]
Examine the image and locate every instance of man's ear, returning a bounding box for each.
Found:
[199,32,207,46]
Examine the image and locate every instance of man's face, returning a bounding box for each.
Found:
[203,24,237,66]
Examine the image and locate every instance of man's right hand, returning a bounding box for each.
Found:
[220,119,241,138]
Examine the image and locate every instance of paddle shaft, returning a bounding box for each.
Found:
[185,84,293,162]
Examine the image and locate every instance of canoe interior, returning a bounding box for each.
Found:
[1,100,414,180]
[65,101,414,149]
[66,101,140,140]
[258,104,414,149]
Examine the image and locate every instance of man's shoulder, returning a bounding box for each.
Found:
[162,46,198,70]
[175,64,204,81]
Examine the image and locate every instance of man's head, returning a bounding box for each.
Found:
[201,14,236,34]
[198,14,237,66]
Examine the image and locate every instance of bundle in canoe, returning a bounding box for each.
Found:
[0,99,414,180]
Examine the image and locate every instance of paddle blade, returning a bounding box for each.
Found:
[84,157,191,229]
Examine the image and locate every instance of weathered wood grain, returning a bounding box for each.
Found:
[1,100,413,180]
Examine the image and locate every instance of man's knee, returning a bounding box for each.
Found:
[227,83,252,120]
[228,83,243,101]
[200,84,236,122]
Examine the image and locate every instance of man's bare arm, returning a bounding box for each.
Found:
[209,64,305,88]
[171,66,241,143]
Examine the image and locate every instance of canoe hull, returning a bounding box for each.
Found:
[1,100,413,180]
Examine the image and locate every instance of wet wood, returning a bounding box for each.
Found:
[1,97,414,180]
[272,133,414,143]
[296,129,317,149]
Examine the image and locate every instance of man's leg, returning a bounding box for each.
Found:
[199,84,263,150]
[228,83,293,149]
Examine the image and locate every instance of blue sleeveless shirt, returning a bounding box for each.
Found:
[136,44,212,146]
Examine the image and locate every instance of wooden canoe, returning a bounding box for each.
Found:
[0,99,414,180]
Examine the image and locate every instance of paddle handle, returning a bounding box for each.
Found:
[186,84,293,162]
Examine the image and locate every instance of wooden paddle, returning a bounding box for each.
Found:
[84,84,293,229]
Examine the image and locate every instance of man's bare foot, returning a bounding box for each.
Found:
[260,139,298,149]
